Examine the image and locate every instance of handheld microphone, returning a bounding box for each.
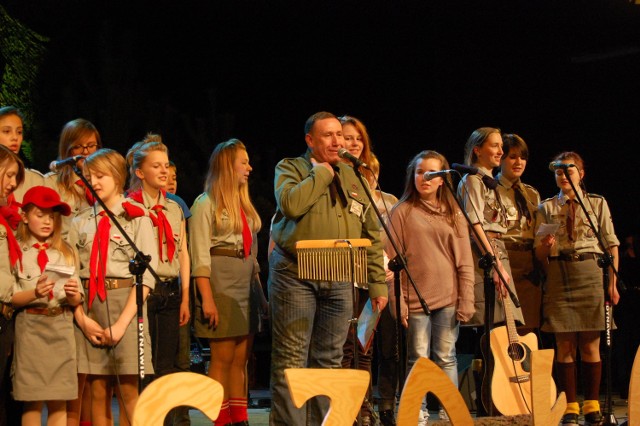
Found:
[49,155,84,172]
[548,161,576,171]
[451,163,479,175]
[423,170,454,181]
[338,148,368,168]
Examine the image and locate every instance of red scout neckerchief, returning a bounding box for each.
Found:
[128,189,175,262]
[33,242,53,300]
[0,211,22,271]
[75,179,96,206]
[88,211,109,309]
[240,207,251,259]
[87,201,147,308]
[0,193,22,231]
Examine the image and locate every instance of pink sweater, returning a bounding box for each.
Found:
[386,200,475,319]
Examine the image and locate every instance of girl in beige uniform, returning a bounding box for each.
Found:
[189,139,265,426]
[11,186,82,426]
[43,118,101,426]
[535,151,619,426]
[126,140,190,381]
[496,134,542,333]
[0,145,24,426]
[68,149,157,426]
[457,127,524,327]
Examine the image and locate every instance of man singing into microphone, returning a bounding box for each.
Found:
[268,111,388,425]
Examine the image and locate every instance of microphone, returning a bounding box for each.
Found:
[548,161,576,171]
[451,163,499,189]
[338,148,368,168]
[49,155,84,172]
[423,170,455,181]
[451,163,479,175]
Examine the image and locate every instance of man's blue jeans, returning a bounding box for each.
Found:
[268,248,352,425]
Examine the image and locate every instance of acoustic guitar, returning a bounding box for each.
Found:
[481,296,557,416]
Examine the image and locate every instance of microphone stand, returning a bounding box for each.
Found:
[350,165,430,400]
[449,173,521,417]
[561,170,624,426]
[72,163,161,394]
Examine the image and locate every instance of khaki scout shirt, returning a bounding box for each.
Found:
[189,193,259,279]
[134,190,185,280]
[534,191,619,255]
[458,165,507,233]
[13,168,44,205]
[0,224,16,303]
[67,196,158,289]
[14,237,83,308]
[496,174,541,243]
[270,150,387,299]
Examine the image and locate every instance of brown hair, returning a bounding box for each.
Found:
[55,119,102,204]
[464,127,501,165]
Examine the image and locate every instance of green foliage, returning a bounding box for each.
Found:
[0,5,48,162]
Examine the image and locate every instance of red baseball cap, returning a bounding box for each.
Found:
[21,186,72,216]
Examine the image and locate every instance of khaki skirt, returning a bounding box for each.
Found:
[77,287,153,376]
[542,257,606,333]
[12,309,77,401]
[194,254,258,339]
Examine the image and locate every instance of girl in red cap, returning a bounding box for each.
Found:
[10,185,82,426]
[68,148,157,426]
[0,145,25,425]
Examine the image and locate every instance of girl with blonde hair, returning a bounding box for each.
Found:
[189,139,265,426]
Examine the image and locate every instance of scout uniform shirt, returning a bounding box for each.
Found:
[496,174,541,243]
[129,189,185,280]
[270,150,386,299]
[458,165,508,233]
[68,196,157,289]
[534,190,619,255]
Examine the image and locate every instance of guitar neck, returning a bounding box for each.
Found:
[503,297,519,344]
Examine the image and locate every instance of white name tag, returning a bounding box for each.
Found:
[350,200,363,218]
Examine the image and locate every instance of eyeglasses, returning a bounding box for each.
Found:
[70,143,98,154]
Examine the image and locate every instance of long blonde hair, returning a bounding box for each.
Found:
[204,139,261,233]
[17,205,77,267]
[83,149,127,195]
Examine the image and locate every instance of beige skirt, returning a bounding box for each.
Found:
[77,287,153,376]
[12,309,77,401]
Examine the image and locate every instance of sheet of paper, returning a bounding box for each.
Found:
[44,264,75,301]
[357,298,381,352]
[536,223,560,237]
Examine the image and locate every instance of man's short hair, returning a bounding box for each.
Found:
[304,111,337,135]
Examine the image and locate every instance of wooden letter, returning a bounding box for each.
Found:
[284,368,369,426]
[132,372,223,425]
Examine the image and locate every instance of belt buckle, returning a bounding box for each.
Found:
[237,249,245,258]
[48,306,63,316]
[572,253,580,261]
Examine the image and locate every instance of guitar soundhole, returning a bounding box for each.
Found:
[507,343,525,361]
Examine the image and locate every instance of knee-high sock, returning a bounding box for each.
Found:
[229,397,248,423]
[581,360,602,414]
[555,361,577,403]
[214,400,232,425]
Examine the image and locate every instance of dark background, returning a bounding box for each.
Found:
[2,0,640,243]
